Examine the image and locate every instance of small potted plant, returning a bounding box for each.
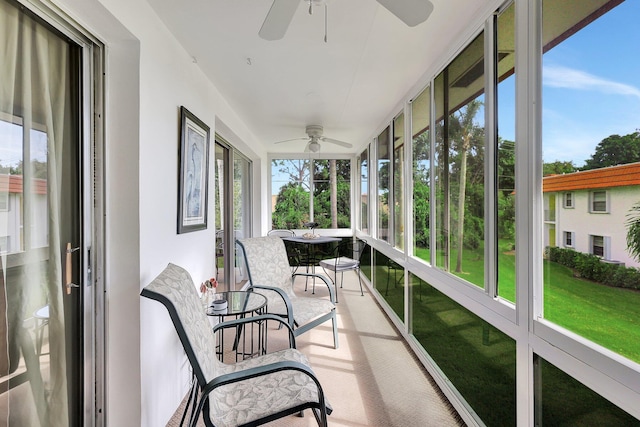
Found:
[200,277,218,308]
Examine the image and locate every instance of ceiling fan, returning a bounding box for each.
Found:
[274,125,353,152]
[259,0,434,41]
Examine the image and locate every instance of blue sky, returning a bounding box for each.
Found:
[532,0,639,166]
[0,121,48,167]
[422,1,640,169]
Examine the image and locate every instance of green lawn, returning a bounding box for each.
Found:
[411,245,640,363]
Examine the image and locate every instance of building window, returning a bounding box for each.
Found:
[563,192,574,208]
[591,235,605,257]
[564,231,574,248]
[590,190,607,213]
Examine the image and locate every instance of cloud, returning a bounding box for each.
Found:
[543,64,640,99]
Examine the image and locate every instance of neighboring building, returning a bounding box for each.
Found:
[0,174,48,253]
[543,162,640,268]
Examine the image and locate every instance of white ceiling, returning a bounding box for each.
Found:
[146,0,489,154]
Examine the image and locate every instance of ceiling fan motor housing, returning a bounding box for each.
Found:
[305,124,324,138]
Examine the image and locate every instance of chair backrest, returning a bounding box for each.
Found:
[267,229,295,238]
[237,236,295,302]
[140,263,221,387]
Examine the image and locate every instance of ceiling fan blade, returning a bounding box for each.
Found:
[321,137,353,148]
[273,137,308,144]
[375,0,434,27]
[259,0,300,41]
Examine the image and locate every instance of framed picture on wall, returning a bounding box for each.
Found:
[177,106,210,234]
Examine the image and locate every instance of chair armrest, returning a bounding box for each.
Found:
[246,285,295,328]
[212,314,297,349]
[292,272,336,303]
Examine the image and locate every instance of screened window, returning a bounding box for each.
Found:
[412,86,431,262]
[591,190,607,213]
[434,31,486,288]
[496,3,516,302]
[359,149,369,233]
[271,158,351,229]
[541,0,640,364]
[377,127,390,242]
[313,159,351,228]
[393,113,405,250]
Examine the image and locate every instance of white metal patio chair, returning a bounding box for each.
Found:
[140,263,331,427]
[237,236,339,349]
[319,238,367,296]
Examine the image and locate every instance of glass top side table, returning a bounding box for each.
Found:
[205,291,267,361]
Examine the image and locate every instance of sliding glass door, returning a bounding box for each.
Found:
[0,0,99,424]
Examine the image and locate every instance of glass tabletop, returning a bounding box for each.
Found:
[205,291,267,317]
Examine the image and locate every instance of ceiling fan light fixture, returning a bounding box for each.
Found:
[308,140,321,152]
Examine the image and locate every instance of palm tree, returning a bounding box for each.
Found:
[626,202,640,262]
[453,99,483,273]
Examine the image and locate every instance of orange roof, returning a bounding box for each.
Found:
[543,162,640,193]
[0,174,48,195]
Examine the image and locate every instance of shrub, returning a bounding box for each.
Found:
[546,246,640,291]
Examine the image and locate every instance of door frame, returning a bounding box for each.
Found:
[14,0,106,424]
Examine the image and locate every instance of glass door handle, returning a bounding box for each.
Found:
[66,242,80,294]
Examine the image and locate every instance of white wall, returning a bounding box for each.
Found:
[52,0,267,424]
[555,186,640,268]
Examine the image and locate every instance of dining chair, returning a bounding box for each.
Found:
[140,263,332,427]
[318,238,367,296]
[237,236,339,349]
[266,229,295,238]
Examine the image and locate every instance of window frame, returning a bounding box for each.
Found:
[563,192,574,208]
[590,190,608,213]
[268,153,353,230]
[563,230,574,248]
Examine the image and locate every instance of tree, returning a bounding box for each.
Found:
[312,159,350,228]
[272,159,310,190]
[582,131,640,171]
[543,160,576,176]
[330,159,338,228]
[498,139,515,196]
[413,131,430,248]
[272,183,309,229]
[626,201,640,263]
[449,99,483,273]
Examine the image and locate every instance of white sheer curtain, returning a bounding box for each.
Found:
[1,0,69,425]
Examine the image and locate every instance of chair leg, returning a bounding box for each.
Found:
[180,376,198,427]
[357,269,364,296]
[332,313,339,349]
